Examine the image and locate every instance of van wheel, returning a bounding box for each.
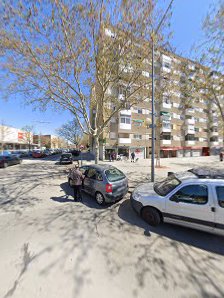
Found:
[95,192,105,205]
[141,207,161,226]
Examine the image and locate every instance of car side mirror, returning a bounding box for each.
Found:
[170,195,179,203]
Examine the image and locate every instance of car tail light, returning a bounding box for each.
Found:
[106,184,112,193]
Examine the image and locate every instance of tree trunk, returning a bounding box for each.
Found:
[93,135,99,164]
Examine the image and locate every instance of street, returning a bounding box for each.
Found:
[0,156,224,298]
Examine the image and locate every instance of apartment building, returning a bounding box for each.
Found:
[91,29,223,160]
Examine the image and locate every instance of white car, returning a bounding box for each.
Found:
[131,168,224,236]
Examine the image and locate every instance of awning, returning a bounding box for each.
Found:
[160,111,171,116]
[132,119,144,123]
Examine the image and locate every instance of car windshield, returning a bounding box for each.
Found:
[154,175,181,196]
[105,168,125,182]
[61,154,71,157]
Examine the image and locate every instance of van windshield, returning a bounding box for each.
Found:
[105,168,125,182]
[154,176,181,196]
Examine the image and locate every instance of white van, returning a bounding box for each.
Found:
[131,168,224,236]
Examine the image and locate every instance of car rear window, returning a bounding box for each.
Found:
[105,168,125,182]
[62,154,71,157]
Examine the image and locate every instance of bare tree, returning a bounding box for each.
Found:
[21,125,34,151]
[194,1,224,144]
[57,119,82,145]
[0,0,173,163]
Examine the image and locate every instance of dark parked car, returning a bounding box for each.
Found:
[68,164,128,205]
[0,155,22,168]
[60,153,73,165]
[71,149,81,156]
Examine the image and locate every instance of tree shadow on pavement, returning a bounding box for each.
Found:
[49,182,111,209]
[118,199,224,255]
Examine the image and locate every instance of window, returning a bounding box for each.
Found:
[185,134,195,141]
[210,136,218,142]
[86,168,97,179]
[216,186,224,208]
[137,108,142,114]
[163,96,171,104]
[170,185,208,204]
[161,133,171,140]
[133,134,142,140]
[194,128,199,132]
[120,116,131,124]
[96,172,103,181]
[105,168,125,182]
[154,176,181,196]
[163,62,171,69]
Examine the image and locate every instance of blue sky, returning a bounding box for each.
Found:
[0,0,216,135]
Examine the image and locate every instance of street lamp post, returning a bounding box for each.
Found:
[150,0,174,182]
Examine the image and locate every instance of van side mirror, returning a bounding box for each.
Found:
[170,195,179,203]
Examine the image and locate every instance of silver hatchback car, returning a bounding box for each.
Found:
[68,164,128,205]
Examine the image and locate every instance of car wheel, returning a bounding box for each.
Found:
[3,162,8,168]
[141,207,161,226]
[95,192,105,205]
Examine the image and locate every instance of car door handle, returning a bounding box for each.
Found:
[211,207,215,212]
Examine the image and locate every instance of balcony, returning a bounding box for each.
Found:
[185,118,195,125]
[162,126,171,133]
[120,109,131,116]
[162,102,172,109]
[210,131,219,137]
[118,94,125,101]
[161,140,171,145]
[185,127,195,135]
[118,138,131,144]
[210,141,219,146]
[185,140,195,145]
[119,123,131,130]
[211,121,218,127]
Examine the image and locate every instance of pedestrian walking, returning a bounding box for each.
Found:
[112,152,116,162]
[220,151,223,162]
[109,152,112,162]
[131,151,135,162]
[70,164,84,201]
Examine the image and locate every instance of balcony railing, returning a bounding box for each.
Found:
[161,140,171,145]
[185,118,195,125]
[118,138,131,144]
[185,140,195,145]
[120,109,132,116]
[119,123,131,130]
[162,102,172,109]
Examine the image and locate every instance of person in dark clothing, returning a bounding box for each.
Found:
[70,164,84,201]
[131,151,135,162]
[220,152,223,162]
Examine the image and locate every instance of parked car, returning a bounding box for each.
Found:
[32,150,44,158]
[71,149,81,156]
[60,153,73,165]
[0,155,22,168]
[68,165,128,205]
[131,167,224,236]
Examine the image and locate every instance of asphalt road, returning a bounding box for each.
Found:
[0,157,224,298]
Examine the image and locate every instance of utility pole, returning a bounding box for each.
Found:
[150,0,174,182]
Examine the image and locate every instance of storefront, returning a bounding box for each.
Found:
[130,147,145,159]
[161,146,203,158]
